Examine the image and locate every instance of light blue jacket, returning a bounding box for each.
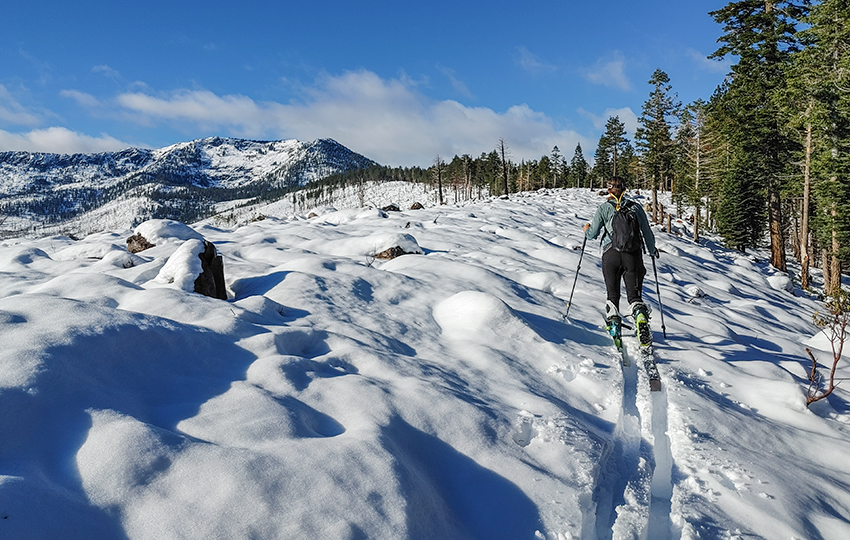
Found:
[585,195,656,255]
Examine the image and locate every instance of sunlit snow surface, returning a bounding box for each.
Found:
[0,187,848,540]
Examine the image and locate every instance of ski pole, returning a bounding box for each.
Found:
[651,253,667,338]
[564,234,588,320]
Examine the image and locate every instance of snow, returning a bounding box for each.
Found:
[0,187,848,540]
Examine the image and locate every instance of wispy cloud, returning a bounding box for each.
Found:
[103,70,590,165]
[577,107,638,135]
[582,51,631,91]
[0,84,42,127]
[92,64,122,81]
[436,65,474,99]
[60,89,103,109]
[515,47,556,75]
[687,48,732,74]
[0,127,132,153]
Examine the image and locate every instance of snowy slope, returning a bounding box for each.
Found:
[0,187,847,540]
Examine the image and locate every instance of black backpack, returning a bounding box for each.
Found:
[607,199,643,252]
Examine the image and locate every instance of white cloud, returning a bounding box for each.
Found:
[515,46,556,75]
[92,64,122,80]
[583,52,631,91]
[0,127,132,154]
[577,107,638,135]
[687,48,732,74]
[0,84,42,127]
[110,70,591,166]
[60,89,102,109]
[436,65,474,99]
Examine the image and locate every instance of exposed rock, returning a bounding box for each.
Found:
[374,246,412,260]
[381,204,400,212]
[194,240,227,300]
[409,202,424,210]
[126,233,155,253]
[307,212,319,219]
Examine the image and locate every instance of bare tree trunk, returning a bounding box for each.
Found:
[801,123,812,289]
[769,184,786,270]
[694,206,701,243]
[823,248,833,293]
[652,184,659,224]
[831,203,842,293]
[498,138,510,197]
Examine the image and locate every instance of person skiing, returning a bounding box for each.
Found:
[582,176,658,346]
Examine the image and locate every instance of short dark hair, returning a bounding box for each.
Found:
[607,176,626,190]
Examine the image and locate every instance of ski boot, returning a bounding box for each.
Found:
[631,301,652,347]
[605,301,623,350]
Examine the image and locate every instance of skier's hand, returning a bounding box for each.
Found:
[582,223,590,233]
[652,248,660,259]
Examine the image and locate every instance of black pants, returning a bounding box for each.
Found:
[602,247,646,310]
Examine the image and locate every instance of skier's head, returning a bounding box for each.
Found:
[607,176,626,197]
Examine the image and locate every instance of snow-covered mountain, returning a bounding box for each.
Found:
[1,186,848,540]
[0,137,376,236]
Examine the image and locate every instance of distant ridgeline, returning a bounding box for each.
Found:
[0,137,377,232]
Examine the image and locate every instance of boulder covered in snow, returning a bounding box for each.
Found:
[144,221,227,299]
[133,219,204,246]
[372,233,422,260]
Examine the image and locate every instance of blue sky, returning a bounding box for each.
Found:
[0,0,731,166]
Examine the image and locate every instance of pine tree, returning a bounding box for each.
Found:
[569,143,589,188]
[550,146,563,188]
[635,69,680,223]
[676,100,727,242]
[784,0,850,291]
[592,116,632,189]
[709,0,808,266]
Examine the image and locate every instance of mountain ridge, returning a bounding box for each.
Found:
[0,137,377,237]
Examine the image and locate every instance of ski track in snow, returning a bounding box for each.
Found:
[592,335,674,540]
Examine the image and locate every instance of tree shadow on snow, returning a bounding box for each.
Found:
[382,416,543,540]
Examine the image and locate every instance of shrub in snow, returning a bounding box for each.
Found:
[805,289,849,407]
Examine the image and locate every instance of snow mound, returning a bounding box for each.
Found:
[767,273,793,292]
[134,219,204,245]
[433,290,529,342]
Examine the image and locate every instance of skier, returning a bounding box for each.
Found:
[582,176,658,346]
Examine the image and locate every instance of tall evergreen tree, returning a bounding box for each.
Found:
[592,116,632,188]
[709,0,808,267]
[635,69,680,222]
[569,143,589,188]
[784,0,850,291]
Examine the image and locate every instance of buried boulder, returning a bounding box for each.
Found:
[150,238,227,300]
[195,240,227,300]
[126,233,155,254]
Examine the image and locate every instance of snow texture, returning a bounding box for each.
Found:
[0,187,848,540]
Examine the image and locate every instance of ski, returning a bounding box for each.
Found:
[640,346,662,392]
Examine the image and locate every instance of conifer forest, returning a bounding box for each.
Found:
[353,0,848,292]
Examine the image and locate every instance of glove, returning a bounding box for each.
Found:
[652,248,660,259]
